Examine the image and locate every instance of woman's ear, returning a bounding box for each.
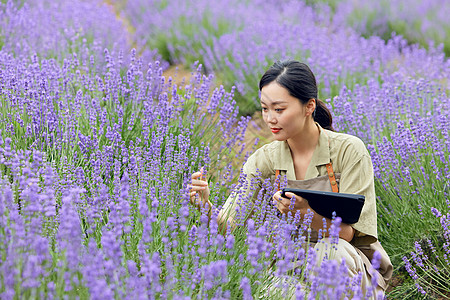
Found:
[306,98,316,116]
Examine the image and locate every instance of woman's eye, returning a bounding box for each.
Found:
[261,107,283,112]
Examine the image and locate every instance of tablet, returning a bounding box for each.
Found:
[281,188,365,224]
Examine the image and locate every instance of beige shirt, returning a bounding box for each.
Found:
[221,124,378,242]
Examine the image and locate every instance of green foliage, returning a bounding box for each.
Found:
[144,9,239,67]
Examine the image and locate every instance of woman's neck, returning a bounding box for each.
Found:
[287,121,320,156]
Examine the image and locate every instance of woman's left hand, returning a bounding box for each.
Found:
[273,191,311,215]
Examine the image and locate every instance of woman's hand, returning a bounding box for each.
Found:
[273,191,355,241]
[273,191,311,216]
[189,169,211,211]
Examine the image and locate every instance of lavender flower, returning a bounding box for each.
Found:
[240,276,252,300]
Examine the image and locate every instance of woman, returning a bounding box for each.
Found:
[189,60,392,298]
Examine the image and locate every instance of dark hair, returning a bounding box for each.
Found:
[259,59,334,131]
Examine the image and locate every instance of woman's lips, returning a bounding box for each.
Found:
[271,128,281,133]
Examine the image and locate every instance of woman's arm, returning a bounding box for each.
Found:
[337,140,378,240]
[308,209,355,242]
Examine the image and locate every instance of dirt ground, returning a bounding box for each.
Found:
[162,64,194,86]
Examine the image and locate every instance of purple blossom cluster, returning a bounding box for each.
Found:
[0,45,238,296]
[332,77,450,144]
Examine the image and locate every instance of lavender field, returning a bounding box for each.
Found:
[1,0,449,299]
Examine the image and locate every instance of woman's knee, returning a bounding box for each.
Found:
[313,238,362,273]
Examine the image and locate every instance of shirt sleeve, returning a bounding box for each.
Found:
[338,140,378,242]
[219,146,273,227]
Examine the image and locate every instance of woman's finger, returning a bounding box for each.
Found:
[280,197,292,207]
[279,197,291,207]
[283,192,296,199]
[192,168,207,180]
[191,179,208,186]
[189,185,206,192]
[272,191,281,204]
[276,201,289,213]
[275,192,288,204]
[189,182,206,188]
[191,171,203,179]
[191,169,208,186]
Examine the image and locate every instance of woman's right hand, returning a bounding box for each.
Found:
[189,169,211,211]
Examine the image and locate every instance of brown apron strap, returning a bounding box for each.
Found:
[321,127,339,193]
[275,169,281,191]
[325,163,339,193]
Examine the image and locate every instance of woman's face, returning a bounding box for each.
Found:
[260,81,313,141]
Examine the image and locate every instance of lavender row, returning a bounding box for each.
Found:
[330,74,450,295]
[0,0,160,69]
[0,147,379,298]
[332,0,450,56]
[0,50,255,219]
[115,0,450,113]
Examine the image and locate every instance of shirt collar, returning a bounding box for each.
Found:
[305,123,331,178]
[273,123,331,179]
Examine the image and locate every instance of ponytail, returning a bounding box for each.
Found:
[314,99,334,131]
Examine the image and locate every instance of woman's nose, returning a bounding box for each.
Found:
[267,111,277,123]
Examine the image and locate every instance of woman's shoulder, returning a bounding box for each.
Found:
[251,140,286,157]
[326,130,370,158]
[244,140,286,173]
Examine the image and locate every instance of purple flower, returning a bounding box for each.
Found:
[431,207,442,218]
[329,216,342,245]
[240,276,252,300]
